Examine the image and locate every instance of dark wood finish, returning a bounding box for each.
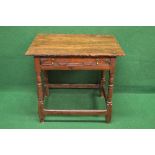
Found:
[40,57,111,70]
[26,34,125,123]
[100,71,107,99]
[48,84,100,89]
[41,64,110,70]
[34,57,45,122]
[105,58,116,123]
[41,57,110,66]
[43,71,49,97]
[44,109,107,115]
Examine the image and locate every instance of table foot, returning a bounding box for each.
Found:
[38,109,45,123]
[105,101,112,123]
[39,118,44,123]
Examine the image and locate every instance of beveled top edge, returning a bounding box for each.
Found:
[25,52,125,57]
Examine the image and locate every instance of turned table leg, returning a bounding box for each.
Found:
[100,71,106,99]
[43,71,49,97]
[34,57,45,122]
[105,58,116,123]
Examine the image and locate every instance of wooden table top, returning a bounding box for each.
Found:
[25,34,125,57]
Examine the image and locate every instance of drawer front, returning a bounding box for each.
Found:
[40,57,111,70]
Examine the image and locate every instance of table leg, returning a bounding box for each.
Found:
[34,57,45,122]
[105,58,116,123]
[100,71,106,99]
[43,71,49,97]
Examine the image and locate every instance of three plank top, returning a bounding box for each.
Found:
[25,34,125,57]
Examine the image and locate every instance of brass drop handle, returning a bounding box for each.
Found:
[96,59,99,65]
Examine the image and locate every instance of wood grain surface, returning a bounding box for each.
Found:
[25,34,125,57]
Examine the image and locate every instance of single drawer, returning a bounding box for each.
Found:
[41,57,110,67]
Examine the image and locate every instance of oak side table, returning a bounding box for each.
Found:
[25,34,125,123]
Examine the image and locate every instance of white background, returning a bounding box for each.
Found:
[0,0,154,155]
[0,130,155,155]
[0,0,155,25]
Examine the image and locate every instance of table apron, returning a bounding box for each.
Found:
[40,65,111,70]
